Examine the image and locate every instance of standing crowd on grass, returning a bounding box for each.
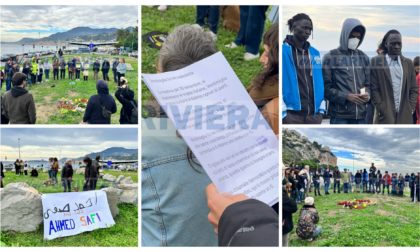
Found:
[282,160,420,246]
[0,155,103,193]
[1,53,138,124]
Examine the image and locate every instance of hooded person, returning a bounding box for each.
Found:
[296,197,321,241]
[370,30,419,124]
[81,80,117,124]
[1,72,36,124]
[115,79,137,124]
[322,18,371,124]
[282,13,326,124]
[59,58,66,79]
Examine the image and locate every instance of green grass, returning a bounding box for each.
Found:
[288,189,420,247]
[1,54,138,124]
[141,5,273,117]
[0,170,138,247]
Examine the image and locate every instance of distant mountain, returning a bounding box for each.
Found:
[16,26,134,43]
[59,147,138,162]
[65,32,117,42]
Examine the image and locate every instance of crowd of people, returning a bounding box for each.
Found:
[282,13,420,124]
[282,160,420,246]
[0,155,103,192]
[1,61,137,124]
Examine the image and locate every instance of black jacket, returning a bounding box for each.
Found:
[102,61,110,73]
[282,189,297,235]
[61,164,73,179]
[93,62,100,71]
[322,19,371,119]
[115,88,136,124]
[1,162,4,178]
[112,61,118,71]
[297,174,306,190]
[8,67,17,80]
[30,169,38,177]
[58,50,63,57]
[84,164,98,180]
[283,35,315,116]
[83,80,117,124]
[369,172,376,180]
[287,173,297,190]
[312,174,321,184]
[4,62,11,77]
[218,199,278,246]
[376,173,382,182]
[355,172,362,184]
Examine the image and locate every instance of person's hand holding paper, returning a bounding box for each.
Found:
[142,52,279,206]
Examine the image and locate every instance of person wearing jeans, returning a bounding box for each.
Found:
[323,168,332,194]
[296,197,322,241]
[333,167,341,193]
[376,170,382,193]
[47,158,53,180]
[44,59,50,82]
[52,157,59,185]
[195,6,219,40]
[369,169,376,193]
[227,6,269,61]
[61,159,73,192]
[382,171,391,195]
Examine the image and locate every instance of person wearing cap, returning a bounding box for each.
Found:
[115,79,137,124]
[296,197,321,241]
[1,72,36,124]
[112,57,119,83]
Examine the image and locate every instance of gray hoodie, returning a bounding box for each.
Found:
[322,18,371,120]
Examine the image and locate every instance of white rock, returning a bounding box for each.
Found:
[43,169,48,173]
[100,187,119,218]
[107,175,117,182]
[120,177,133,185]
[115,175,125,184]
[118,183,138,190]
[103,174,111,180]
[119,189,138,206]
[0,182,43,232]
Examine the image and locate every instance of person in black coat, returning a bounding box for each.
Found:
[282,188,297,247]
[355,170,362,192]
[82,156,98,191]
[312,171,322,196]
[362,169,368,192]
[1,162,5,188]
[112,57,119,83]
[205,183,279,246]
[101,59,110,81]
[81,80,117,124]
[115,84,137,124]
[369,169,376,193]
[30,168,38,177]
[61,159,74,192]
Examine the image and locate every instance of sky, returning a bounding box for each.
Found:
[286,128,420,175]
[0,128,138,161]
[282,5,420,52]
[0,5,138,42]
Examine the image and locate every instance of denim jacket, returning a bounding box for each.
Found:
[141,117,217,246]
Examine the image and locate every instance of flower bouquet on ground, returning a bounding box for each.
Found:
[56,97,86,114]
[337,199,377,209]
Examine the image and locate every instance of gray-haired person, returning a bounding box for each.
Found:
[304,165,311,199]
[112,57,119,83]
[61,159,74,192]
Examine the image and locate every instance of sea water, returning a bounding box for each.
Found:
[1,43,79,55]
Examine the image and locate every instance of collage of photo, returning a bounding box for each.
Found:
[0,3,419,249]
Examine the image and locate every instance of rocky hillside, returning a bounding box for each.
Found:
[282,128,337,167]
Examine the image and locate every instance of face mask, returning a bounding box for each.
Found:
[348,38,359,50]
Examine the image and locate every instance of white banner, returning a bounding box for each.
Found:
[41,191,115,240]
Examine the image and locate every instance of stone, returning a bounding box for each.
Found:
[100,187,119,218]
[103,174,111,180]
[115,175,125,184]
[120,177,133,185]
[119,189,138,206]
[1,182,43,232]
[118,183,138,190]
[43,168,48,173]
[11,168,15,172]
[107,175,117,182]
[99,173,104,179]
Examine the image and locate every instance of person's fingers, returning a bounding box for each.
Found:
[276,134,279,140]
[207,212,218,227]
[214,227,219,235]
[206,183,219,199]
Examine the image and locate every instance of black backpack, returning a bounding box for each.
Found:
[128,100,138,124]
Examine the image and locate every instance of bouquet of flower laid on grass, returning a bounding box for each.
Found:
[74,98,88,108]
[56,97,86,114]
